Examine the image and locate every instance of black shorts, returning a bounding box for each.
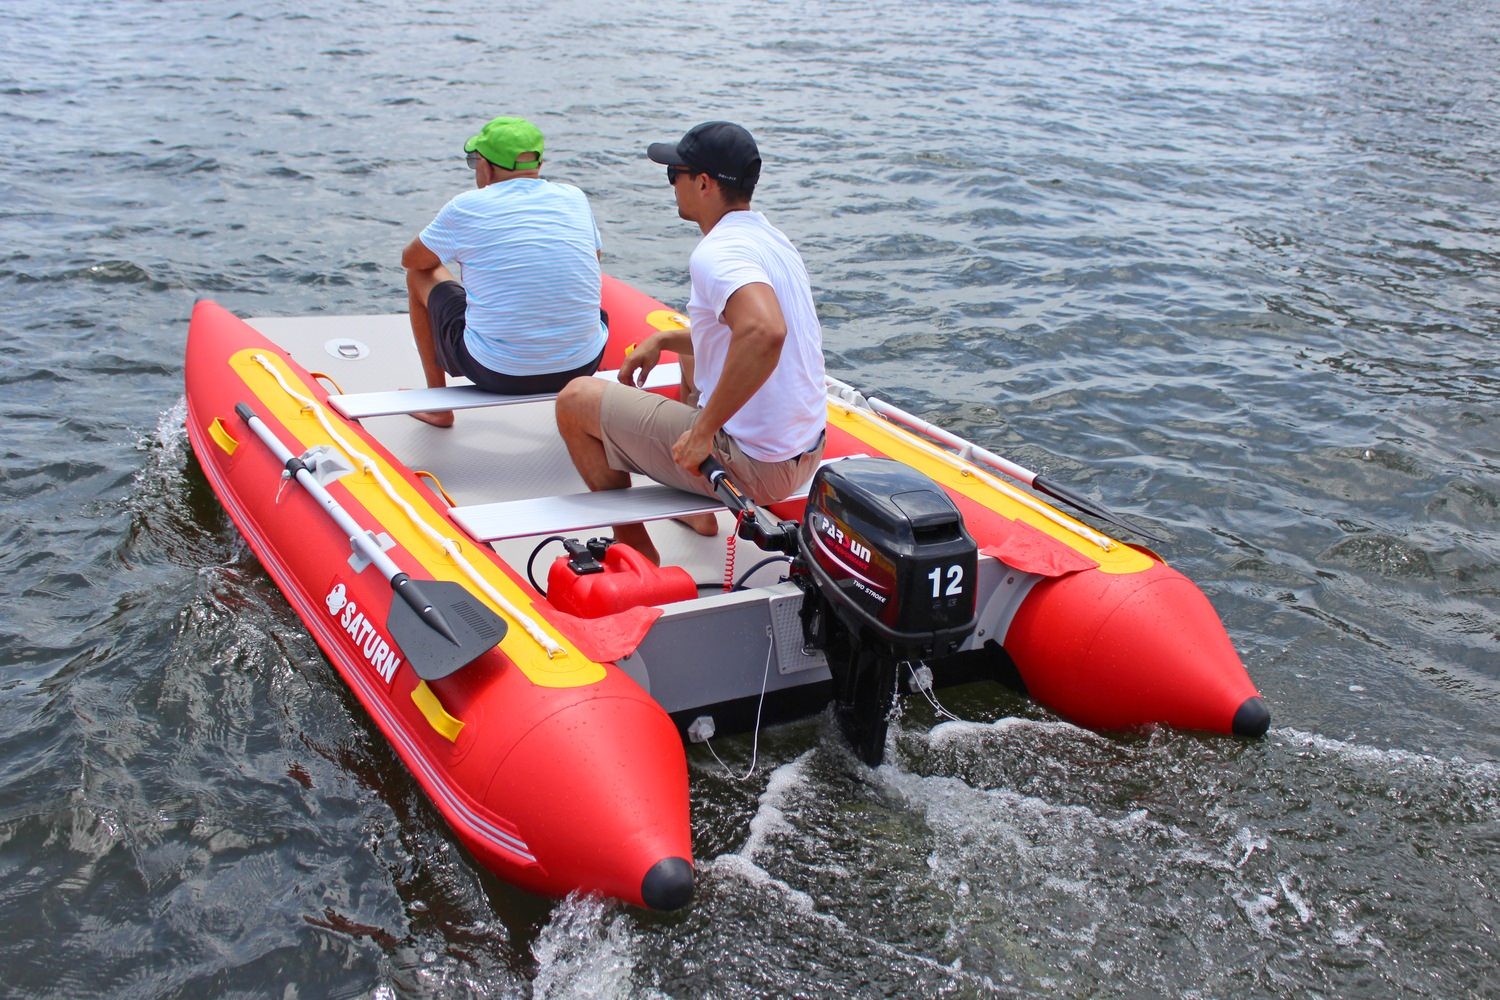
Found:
[428,280,605,394]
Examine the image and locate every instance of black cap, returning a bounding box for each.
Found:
[640,856,694,911]
[647,121,762,192]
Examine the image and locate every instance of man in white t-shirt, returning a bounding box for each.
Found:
[556,121,826,565]
[403,116,607,427]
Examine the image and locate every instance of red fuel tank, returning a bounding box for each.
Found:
[548,541,698,618]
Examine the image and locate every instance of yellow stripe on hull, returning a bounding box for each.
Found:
[825,401,1155,576]
[227,348,605,688]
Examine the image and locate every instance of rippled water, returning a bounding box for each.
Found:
[2,0,1496,996]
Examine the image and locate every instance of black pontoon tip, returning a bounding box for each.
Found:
[1232,696,1271,737]
[641,856,694,911]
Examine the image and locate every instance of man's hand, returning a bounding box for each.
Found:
[671,420,717,474]
[617,335,662,388]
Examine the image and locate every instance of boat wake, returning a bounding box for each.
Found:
[663,713,1499,995]
[530,893,652,1000]
[1277,727,1500,785]
[703,748,1011,993]
[705,751,821,916]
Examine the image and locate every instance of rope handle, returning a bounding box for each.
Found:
[308,371,346,395]
[413,469,456,508]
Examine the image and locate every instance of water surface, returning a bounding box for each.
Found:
[1,0,1496,996]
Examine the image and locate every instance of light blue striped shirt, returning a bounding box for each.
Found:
[419,178,606,375]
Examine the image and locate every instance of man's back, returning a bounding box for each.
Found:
[687,210,825,463]
[421,177,604,376]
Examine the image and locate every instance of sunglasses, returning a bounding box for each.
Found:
[666,165,699,185]
[466,151,485,169]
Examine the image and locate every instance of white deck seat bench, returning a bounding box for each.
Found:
[448,456,850,543]
[328,362,683,420]
[451,483,730,542]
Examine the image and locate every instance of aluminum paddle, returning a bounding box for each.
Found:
[234,402,506,680]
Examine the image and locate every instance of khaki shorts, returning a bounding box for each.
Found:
[598,382,824,504]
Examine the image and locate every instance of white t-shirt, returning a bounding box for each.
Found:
[420,178,606,375]
[686,211,826,462]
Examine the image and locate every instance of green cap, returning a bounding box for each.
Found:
[464,116,544,170]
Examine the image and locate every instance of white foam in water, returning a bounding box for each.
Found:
[926,714,1103,747]
[1236,890,1281,937]
[136,396,189,472]
[156,395,189,449]
[706,751,821,915]
[1330,917,1383,950]
[1330,926,1361,947]
[875,743,1350,963]
[884,766,1127,841]
[708,752,1006,992]
[876,764,1154,920]
[530,893,653,1000]
[709,856,1001,991]
[1277,873,1314,924]
[1233,827,1269,868]
[126,396,191,512]
[736,751,811,860]
[715,721,1481,986]
[1280,728,1500,783]
[706,853,819,917]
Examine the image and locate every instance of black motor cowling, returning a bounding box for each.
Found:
[797,458,978,764]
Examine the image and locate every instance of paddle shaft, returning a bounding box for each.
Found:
[825,378,1163,544]
[234,403,460,645]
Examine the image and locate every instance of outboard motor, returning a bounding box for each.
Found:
[797,458,977,765]
[699,456,977,766]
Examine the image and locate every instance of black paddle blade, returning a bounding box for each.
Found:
[386,579,508,681]
[1033,474,1168,545]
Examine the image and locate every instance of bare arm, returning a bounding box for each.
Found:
[618,324,695,386]
[402,236,442,272]
[671,281,787,472]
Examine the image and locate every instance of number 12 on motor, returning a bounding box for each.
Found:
[928,565,964,598]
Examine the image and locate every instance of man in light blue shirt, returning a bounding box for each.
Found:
[402,116,607,426]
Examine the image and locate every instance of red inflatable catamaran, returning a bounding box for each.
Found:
[183,274,1268,910]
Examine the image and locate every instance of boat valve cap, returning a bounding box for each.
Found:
[1232,696,1271,738]
[641,856,694,911]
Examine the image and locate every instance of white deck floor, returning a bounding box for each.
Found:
[246,313,781,592]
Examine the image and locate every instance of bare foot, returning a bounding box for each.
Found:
[410,410,454,428]
[673,513,719,536]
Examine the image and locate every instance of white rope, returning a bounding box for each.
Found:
[251,354,564,656]
[705,640,774,780]
[904,661,963,723]
[824,391,1116,553]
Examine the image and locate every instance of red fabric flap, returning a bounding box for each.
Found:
[980,518,1100,578]
[533,603,663,663]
